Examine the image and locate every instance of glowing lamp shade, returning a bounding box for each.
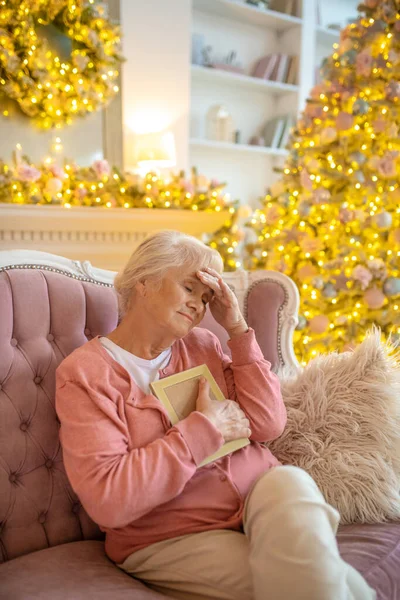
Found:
[135,131,176,170]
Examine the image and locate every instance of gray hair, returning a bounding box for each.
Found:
[114,230,223,316]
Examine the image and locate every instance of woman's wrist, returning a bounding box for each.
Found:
[227,321,248,339]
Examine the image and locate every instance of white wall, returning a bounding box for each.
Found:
[120,0,191,172]
[0,103,103,167]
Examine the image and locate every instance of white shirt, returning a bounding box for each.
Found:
[99,337,172,394]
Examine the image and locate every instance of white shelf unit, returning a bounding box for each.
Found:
[190,138,289,157]
[189,0,359,207]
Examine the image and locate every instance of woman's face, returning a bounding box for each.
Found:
[142,267,214,338]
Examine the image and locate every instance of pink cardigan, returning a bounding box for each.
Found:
[55,327,286,564]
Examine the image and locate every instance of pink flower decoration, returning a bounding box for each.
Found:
[356,49,373,78]
[300,169,313,191]
[49,164,64,179]
[339,208,355,224]
[377,154,397,178]
[313,188,331,204]
[299,235,323,253]
[352,265,373,290]
[17,164,41,182]
[92,159,111,179]
[265,205,281,224]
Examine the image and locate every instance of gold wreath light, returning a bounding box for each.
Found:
[0,0,123,129]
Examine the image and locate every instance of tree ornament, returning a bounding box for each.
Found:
[309,315,330,334]
[373,211,393,229]
[0,1,123,129]
[383,277,400,297]
[364,288,386,309]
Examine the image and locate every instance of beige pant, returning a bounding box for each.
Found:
[118,466,376,600]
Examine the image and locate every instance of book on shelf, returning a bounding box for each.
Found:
[269,0,298,17]
[252,54,279,80]
[253,53,298,84]
[286,55,299,85]
[279,115,295,149]
[262,116,286,148]
[272,54,290,83]
[262,114,294,149]
[150,364,250,468]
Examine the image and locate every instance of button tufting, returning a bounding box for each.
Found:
[211,464,218,469]
[72,503,81,514]
[84,328,91,335]
[45,459,53,469]
[34,376,42,384]
[20,422,28,432]
[38,513,46,524]
[220,475,227,482]
[10,338,18,347]
[47,334,54,342]
[9,473,17,483]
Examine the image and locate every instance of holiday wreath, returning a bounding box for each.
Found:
[0,0,123,129]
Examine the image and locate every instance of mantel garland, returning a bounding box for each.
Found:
[0,154,242,270]
[0,0,123,129]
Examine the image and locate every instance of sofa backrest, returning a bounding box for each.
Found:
[0,250,299,563]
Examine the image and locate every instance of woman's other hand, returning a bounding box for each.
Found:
[196,378,251,442]
[196,267,247,338]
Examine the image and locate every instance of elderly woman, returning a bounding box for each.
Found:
[56,230,375,600]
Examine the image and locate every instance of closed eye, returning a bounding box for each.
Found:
[185,286,193,293]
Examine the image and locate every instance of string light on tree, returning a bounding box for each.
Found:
[245,0,400,363]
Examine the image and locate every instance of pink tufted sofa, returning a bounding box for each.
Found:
[0,249,399,600]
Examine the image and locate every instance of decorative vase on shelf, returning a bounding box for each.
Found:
[206,105,235,143]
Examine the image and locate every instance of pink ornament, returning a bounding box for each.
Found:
[309,315,330,334]
[364,287,385,309]
[297,264,318,282]
[336,112,354,131]
[92,159,111,179]
[372,118,387,133]
[45,177,63,197]
[356,49,373,77]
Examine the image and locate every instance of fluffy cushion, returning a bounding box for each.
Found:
[269,329,400,524]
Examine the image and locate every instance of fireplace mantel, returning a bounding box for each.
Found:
[0,204,230,270]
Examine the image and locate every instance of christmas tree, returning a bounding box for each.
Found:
[245,0,400,364]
